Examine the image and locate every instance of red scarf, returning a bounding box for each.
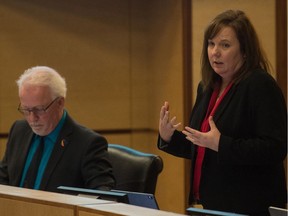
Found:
[193,82,233,201]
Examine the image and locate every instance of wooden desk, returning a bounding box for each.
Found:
[78,202,188,216]
[0,185,111,216]
[0,185,188,216]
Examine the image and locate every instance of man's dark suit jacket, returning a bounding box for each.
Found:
[158,69,287,215]
[0,113,115,192]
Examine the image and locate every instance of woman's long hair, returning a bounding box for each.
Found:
[201,10,271,91]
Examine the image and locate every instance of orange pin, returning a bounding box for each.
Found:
[61,139,65,147]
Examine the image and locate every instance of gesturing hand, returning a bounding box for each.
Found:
[182,116,220,152]
[159,101,181,142]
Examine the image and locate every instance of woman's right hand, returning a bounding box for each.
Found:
[159,101,181,142]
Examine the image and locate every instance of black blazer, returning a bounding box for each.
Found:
[159,69,287,215]
[0,113,115,192]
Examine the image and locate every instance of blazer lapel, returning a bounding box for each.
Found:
[190,84,237,128]
[13,129,34,186]
[190,88,212,130]
[39,115,74,189]
[213,84,237,121]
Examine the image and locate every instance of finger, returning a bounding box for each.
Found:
[162,110,169,123]
[183,132,198,144]
[185,136,194,143]
[159,105,166,119]
[170,116,177,124]
[182,130,195,139]
[169,116,181,128]
[164,101,169,111]
[173,122,181,128]
[184,127,202,139]
[160,101,170,119]
[208,116,216,129]
[184,126,194,133]
[182,130,191,137]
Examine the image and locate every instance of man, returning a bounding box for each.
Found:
[0,66,115,192]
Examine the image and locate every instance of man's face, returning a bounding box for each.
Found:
[18,85,64,136]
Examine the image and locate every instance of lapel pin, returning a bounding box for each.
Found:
[61,139,65,147]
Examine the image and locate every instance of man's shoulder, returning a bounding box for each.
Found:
[11,119,30,130]
[63,115,105,140]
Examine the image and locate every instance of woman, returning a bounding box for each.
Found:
[158,10,287,216]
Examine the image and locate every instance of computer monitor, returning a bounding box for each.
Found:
[57,186,159,210]
[269,206,288,216]
[112,189,159,210]
[186,207,248,216]
[57,186,128,203]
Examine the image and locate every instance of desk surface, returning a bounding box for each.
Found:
[0,184,111,206]
[0,185,188,216]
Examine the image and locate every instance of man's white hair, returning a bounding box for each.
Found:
[16,66,67,98]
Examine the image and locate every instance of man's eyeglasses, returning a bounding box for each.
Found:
[18,97,59,116]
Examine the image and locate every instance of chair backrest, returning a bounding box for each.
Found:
[108,144,163,194]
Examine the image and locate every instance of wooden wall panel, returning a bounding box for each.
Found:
[146,0,186,213]
[0,0,132,132]
[0,0,280,214]
[0,0,185,213]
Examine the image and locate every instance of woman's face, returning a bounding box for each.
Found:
[208,26,244,82]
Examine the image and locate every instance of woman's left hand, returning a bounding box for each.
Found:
[182,116,221,152]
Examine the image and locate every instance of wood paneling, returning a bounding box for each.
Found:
[0,0,281,214]
[276,0,287,101]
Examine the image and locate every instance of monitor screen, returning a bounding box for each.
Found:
[57,186,128,203]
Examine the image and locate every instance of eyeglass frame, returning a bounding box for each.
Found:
[18,97,60,116]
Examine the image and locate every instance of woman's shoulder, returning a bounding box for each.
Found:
[238,68,285,102]
[240,68,279,89]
